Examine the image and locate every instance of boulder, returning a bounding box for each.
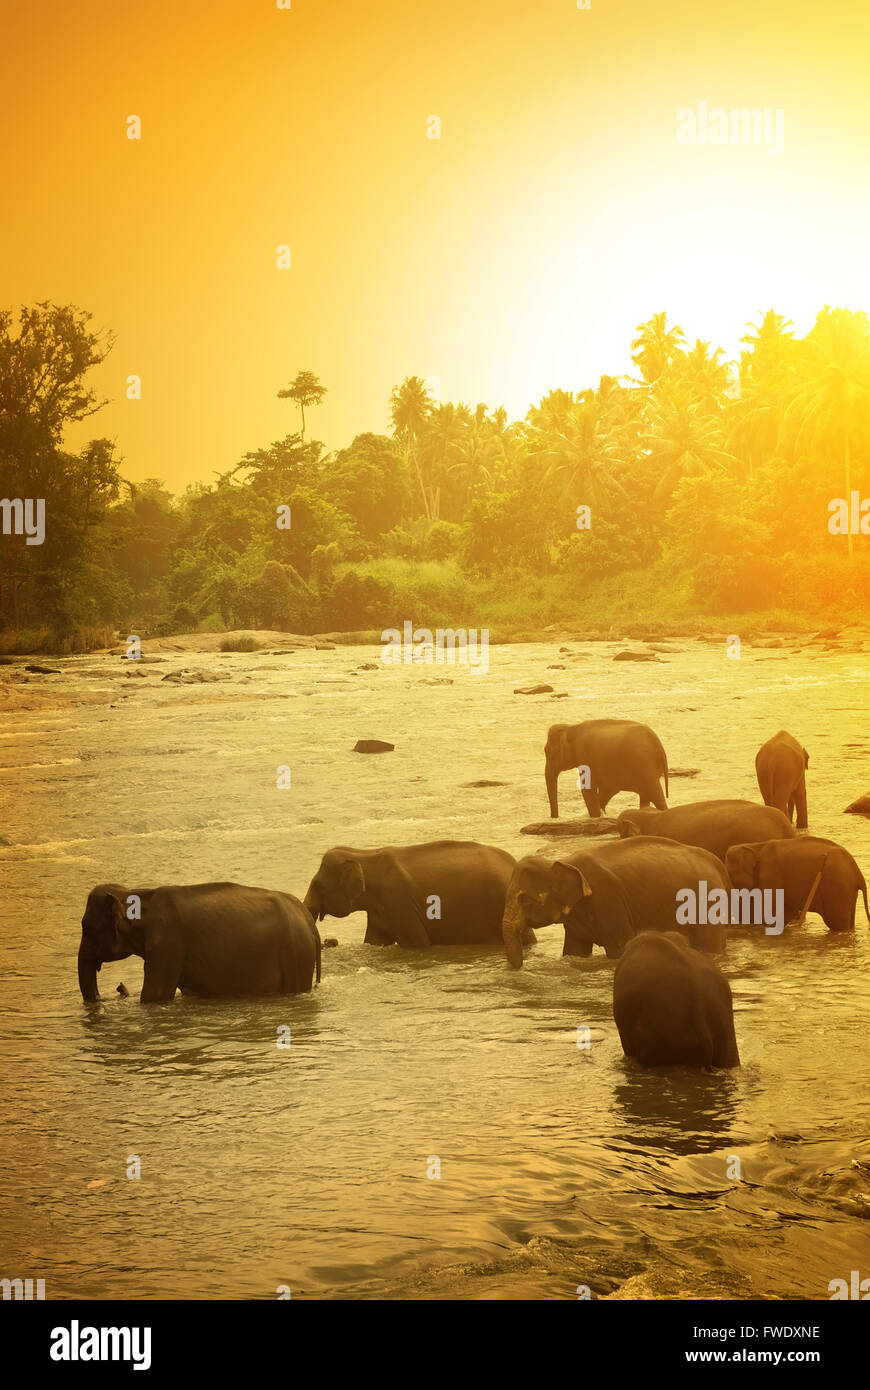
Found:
[613,651,661,663]
[514,684,554,694]
[353,739,394,754]
[520,818,620,837]
[844,794,870,817]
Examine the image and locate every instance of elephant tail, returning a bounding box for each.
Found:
[315,924,322,984]
[861,876,870,927]
[664,765,669,798]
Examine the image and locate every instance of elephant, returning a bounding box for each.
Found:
[544,719,668,819]
[613,931,740,1069]
[756,730,809,829]
[302,840,531,947]
[501,836,731,968]
[725,837,870,934]
[616,799,795,861]
[78,882,321,1003]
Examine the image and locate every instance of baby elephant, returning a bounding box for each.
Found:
[78,882,321,1002]
[756,730,809,829]
[725,837,870,933]
[613,932,740,1069]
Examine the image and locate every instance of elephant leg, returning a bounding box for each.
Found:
[794,783,808,830]
[563,932,593,957]
[141,949,183,1002]
[598,783,616,813]
[582,787,602,818]
[364,922,394,945]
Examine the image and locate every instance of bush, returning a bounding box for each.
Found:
[424,520,461,560]
[324,570,399,629]
[172,603,198,631]
[219,634,262,652]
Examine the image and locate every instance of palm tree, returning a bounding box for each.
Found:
[680,340,734,410]
[644,383,736,505]
[525,393,629,519]
[732,311,797,479]
[389,376,435,519]
[630,313,687,384]
[781,308,870,559]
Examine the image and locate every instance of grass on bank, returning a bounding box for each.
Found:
[1,556,863,655]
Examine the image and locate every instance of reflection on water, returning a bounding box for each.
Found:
[2,640,870,1299]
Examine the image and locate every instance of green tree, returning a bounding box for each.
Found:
[389,376,435,519]
[781,307,870,560]
[277,371,327,442]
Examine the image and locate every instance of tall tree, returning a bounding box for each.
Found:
[277,371,327,442]
[630,312,687,385]
[781,307,870,560]
[389,375,435,519]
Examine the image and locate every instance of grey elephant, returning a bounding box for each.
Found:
[756,730,809,829]
[725,837,870,933]
[613,932,740,1069]
[78,882,321,1002]
[303,840,530,947]
[544,718,669,818]
[501,836,730,968]
[617,799,795,861]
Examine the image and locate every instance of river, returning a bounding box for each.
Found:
[2,636,869,1299]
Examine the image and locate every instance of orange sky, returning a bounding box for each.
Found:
[2,0,869,488]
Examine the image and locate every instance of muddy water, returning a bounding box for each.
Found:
[1,638,870,1300]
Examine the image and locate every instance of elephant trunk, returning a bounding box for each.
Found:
[545,762,559,819]
[502,893,527,969]
[78,943,100,1001]
[303,885,324,922]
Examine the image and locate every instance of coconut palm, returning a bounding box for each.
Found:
[630,313,687,385]
[389,376,435,518]
[732,311,798,478]
[525,393,630,521]
[781,307,870,559]
[680,340,735,410]
[644,383,736,506]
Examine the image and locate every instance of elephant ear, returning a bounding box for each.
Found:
[102,891,128,937]
[551,861,592,914]
[727,846,757,885]
[339,858,366,904]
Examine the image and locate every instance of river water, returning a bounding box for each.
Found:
[2,637,870,1300]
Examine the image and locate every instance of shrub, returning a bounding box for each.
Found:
[172,603,198,631]
[219,634,262,652]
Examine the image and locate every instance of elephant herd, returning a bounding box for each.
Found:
[78,718,869,1072]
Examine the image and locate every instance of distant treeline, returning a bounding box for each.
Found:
[1,301,869,649]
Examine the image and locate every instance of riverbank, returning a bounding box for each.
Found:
[3,616,870,659]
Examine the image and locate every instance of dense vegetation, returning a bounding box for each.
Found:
[1,301,869,651]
